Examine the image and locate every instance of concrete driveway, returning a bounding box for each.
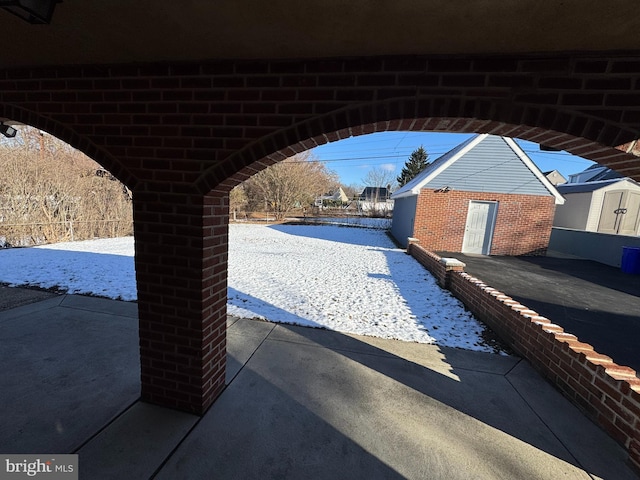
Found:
[0,292,637,479]
[441,253,640,374]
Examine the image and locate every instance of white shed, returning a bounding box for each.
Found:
[554,178,640,236]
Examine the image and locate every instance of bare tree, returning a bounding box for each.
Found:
[362,166,397,192]
[229,184,248,221]
[358,167,398,218]
[0,126,133,246]
[243,151,339,220]
[341,183,363,201]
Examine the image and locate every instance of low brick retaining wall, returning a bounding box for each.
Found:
[407,239,640,471]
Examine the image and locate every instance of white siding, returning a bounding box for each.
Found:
[586,188,606,232]
[587,180,640,232]
[555,179,640,233]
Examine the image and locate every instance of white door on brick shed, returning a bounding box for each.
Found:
[462,201,498,255]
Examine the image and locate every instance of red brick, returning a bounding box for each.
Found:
[3,53,640,423]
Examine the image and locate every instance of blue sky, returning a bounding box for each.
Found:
[311,132,595,187]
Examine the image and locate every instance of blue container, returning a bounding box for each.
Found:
[621,246,640,274]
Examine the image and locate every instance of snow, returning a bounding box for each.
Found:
[0,224,503,353]
[0,237,136,301]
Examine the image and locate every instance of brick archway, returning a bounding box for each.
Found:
[201,103,640,195]
[2,55,639,193]
[1,53,640,415]
[0,105,81,152]
[0,105,136,189]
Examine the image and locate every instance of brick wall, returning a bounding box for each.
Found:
[412,190,557,256]
[408,242,640,471]
[1,54,640,193]
[406,239,447,286]
[134,189,229,414]
[2,53,639,414]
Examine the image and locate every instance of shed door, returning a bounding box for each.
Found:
[598,191,640,235]
[598,191,624,234]
[619,192,640,235]
[462,201,498,255]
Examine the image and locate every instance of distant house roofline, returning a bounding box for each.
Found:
[556,177,638,194]
[567,165,622,183]
[359,186,391,200]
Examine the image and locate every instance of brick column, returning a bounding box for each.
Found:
[438,257,466,289]
[133,187,229,414]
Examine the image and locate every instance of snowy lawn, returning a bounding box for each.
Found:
[0,224,503,353]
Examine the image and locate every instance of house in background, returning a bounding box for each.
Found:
[391,134,564,255]
[357,186,393,215]
[567,164,623,184]
[553,175,640,236]
[315,187,349,208]
[543,170,567,186]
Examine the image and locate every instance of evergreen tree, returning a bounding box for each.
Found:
[397,145,430,187]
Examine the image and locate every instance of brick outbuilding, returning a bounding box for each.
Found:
[391,134,564,255]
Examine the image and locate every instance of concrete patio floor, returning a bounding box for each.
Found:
[0,294,637,479]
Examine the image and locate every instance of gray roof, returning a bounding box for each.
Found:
[556,178,635,194]
[586,168,623,182]
[391,134,564,204]
[568,165,623,183]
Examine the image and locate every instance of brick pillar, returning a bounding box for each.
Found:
[133,187,229,414]
[438,257,466,289]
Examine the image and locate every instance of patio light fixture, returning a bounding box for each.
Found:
[0,0,60,24]
[0,123,17,138]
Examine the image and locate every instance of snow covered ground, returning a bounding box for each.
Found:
[0,224,503,353]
